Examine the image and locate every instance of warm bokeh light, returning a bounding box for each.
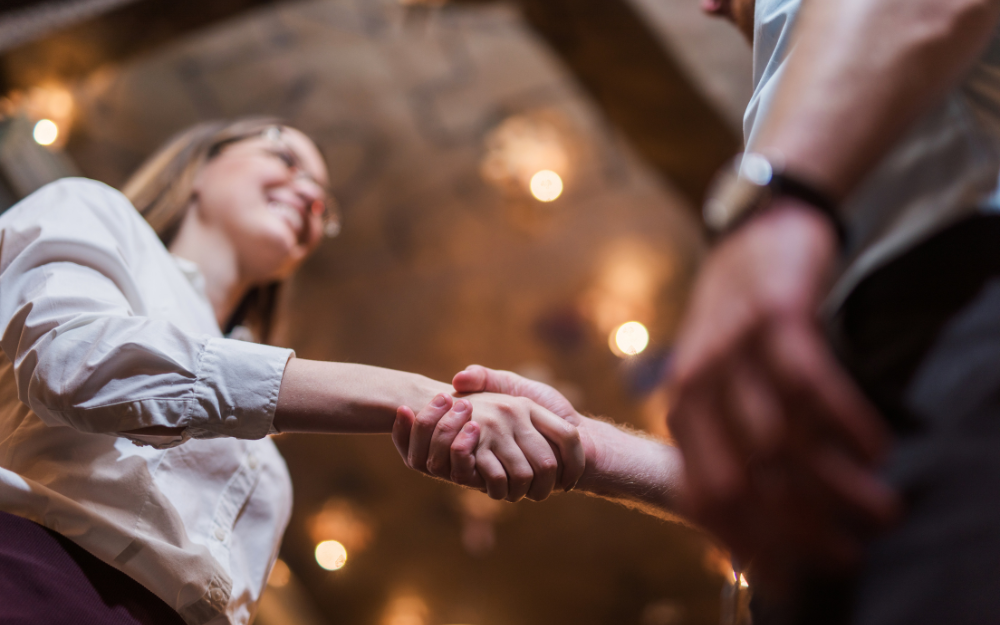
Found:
[308,498,373,553]
[381,593,428,625]
[33,119,58,146]
[314,540,348,570]
[529,169,563,202]
[268,558,290,588]
[739,573,749,588]
[611,321,649,357]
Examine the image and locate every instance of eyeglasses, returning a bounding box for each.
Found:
[213,125,341,238]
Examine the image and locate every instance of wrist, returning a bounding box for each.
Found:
[572,416,615,494]
[705,152,846,249]
[745,197,839,260]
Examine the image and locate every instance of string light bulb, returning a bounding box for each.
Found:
[610,321,650,357]
[529,169,563,202]
[315,540,348,570]
[33,119,58,146]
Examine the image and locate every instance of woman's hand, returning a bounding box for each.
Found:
[392,383,586,502]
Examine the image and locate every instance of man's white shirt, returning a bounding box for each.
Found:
[746,0,1000,308]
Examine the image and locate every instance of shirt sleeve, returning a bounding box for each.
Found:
[0,178,294,449]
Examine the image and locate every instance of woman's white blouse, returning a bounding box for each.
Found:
[0,178,295,625]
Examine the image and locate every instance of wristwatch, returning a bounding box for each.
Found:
[702,152,846,246]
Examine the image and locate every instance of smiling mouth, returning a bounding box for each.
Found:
[268,200,305,242]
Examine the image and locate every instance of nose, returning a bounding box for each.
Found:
[289,173,324,208]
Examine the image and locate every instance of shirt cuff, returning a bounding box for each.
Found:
[185,337,294,440]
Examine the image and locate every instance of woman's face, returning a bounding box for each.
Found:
[191,126,330,284]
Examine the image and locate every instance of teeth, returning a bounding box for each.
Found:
[268,201,304,236]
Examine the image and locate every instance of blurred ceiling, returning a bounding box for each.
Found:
[0,0,741,205]
[0,1,751,624]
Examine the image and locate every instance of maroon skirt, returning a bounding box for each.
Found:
[0,510,185,625]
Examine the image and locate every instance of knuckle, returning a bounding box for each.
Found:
[427,457,447,477]
[414,415,438,431]
[512,470,533,488]
[561,426,581,445]
[434,421,458,437]
[537,456,559,475]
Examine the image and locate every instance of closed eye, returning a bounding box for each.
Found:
[268,148,298,169]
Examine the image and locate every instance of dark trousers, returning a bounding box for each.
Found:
[753,213,1000,624]
[0,510,185,625]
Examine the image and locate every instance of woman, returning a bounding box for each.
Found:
[0,117,584,625]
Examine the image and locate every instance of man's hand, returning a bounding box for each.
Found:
[668,200,899,584]
[392,388,585,502]
[395,366,689,520]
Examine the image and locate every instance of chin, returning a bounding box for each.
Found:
[242,232,302,283]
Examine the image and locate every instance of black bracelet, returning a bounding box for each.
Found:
[768,172,848,248]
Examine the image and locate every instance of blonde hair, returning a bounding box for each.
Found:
[121,117,312,343]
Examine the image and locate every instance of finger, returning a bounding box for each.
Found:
[757,470,866,573]
[453,365,491,394]
[761,322,887,463]
[407,393,454,474]
[476,449,509,501]
[392,406,415,466]
[451,421,486,489]
[516,428,560,502]
[671,386,747,521]
[491,440,535,503]
[455,365,577,420]
[426,400,473,478]
[529,406,585,491]
[798,445,901,530]
[723,355,785,456]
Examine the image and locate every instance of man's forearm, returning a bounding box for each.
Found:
[574,417,687,523]
[757,0,1000,199]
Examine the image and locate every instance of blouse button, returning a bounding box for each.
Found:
[247,454,259,470]
[224,414,238,428]
[214,527,226,541]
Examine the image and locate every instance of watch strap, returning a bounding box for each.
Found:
[769,172,847,247]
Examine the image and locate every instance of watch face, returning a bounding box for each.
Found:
[703,153,772,232]
[740,153,774,186]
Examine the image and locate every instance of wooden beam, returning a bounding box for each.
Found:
[463,0,740,207]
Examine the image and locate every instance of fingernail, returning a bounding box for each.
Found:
[454,400,469,413]
[432,394,448,408]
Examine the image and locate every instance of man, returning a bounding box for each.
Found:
[397,0,1000,622]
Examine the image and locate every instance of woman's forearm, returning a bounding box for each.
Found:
[574,417,687,523]
[273,358,451,434]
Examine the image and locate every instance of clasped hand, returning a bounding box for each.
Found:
[393,366,591,503]
[668,201,900,588]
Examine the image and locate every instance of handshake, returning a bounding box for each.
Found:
[392,365,596,503]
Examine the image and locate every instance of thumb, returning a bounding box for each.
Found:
[453,365,497,394]
[454,365,578,421]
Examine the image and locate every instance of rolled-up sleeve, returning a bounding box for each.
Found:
[0,178,293,448]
